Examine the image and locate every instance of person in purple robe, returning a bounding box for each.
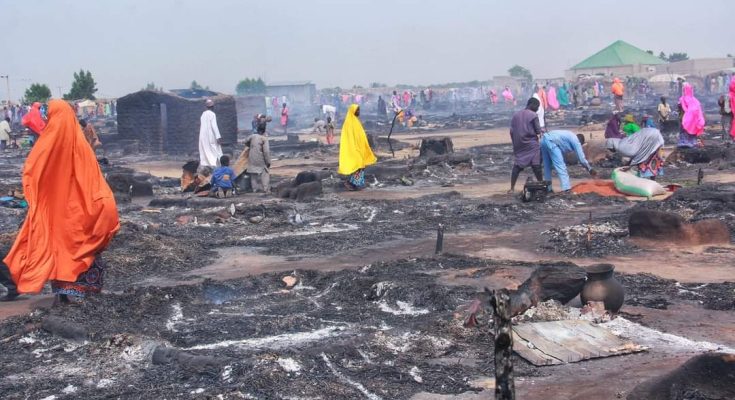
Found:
[605,113,624,139]
[508,97,544,193]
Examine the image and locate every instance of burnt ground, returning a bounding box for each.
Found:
[2,254,729,399]
[0,256,503,399]
[0,111,734,399]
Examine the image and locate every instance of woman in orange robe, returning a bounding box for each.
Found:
[4,100,119,303]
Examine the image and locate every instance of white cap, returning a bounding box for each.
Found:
[205,99,214,107]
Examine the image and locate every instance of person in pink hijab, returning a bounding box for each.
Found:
[402,91,411,108]
[280,103,289,134]
[502,87,514,104]
[489,89,498,105]
[677,83,705,148]
[547,86,560,110]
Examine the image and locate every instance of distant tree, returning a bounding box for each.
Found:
[235,78,266,95]
[508,65,533,81]
[666,52,689,62]
[727,53,733,58]
[190,80,203,90]
[646,50,654,55]
[370,82,387,88]
[63,69,98,100]
[144,82,158,91]
[658,51,667,60]
[352,85,364,89]
[24,83,52,104]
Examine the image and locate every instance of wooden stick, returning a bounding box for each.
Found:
[435,224,444,255]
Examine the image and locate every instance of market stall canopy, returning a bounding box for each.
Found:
[77,99,96,108]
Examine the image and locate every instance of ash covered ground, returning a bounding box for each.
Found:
[0,106,734,399]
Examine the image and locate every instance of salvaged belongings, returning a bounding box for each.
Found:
[611,168,665,198]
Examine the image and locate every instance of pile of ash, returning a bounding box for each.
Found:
[541,220,631,257]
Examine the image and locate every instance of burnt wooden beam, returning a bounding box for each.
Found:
[435,224,444,254]
[491,289,515,400]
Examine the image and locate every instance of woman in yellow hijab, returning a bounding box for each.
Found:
[338,104,377,190]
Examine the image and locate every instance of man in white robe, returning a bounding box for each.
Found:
[199,99,223,168]
[533,93,546,131]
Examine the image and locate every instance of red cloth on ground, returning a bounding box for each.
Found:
[571,180,624,197]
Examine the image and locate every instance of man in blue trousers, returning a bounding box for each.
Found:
[541,130,597,192]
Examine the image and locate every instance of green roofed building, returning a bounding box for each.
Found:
[566,40,666,80]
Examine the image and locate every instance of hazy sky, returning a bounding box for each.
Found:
[2,0,731,99]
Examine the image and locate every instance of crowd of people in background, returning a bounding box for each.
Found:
[75,100,117,120]
[508,73,735,195]
[1,72,733,303]
[2,104,29,130]
[307,74,715,132]
[707,72,733,95]
[0,99,116,151]
[288,71,735,172]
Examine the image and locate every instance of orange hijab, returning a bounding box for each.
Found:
[5,100,119,293]
[612,78,624,96]
[537,88,548,109]
[21,102,46,134]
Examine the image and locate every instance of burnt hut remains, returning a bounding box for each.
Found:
[116,90,238,155]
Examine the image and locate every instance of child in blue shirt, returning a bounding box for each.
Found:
[211,155,235,198]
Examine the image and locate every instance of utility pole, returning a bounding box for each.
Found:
[0,76,10,104]
[16,78,31,103]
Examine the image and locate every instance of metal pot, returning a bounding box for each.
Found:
[580,264,625,312]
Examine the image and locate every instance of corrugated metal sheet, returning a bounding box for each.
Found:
[513,320,646,366]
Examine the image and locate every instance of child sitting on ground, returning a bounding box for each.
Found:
[211,155,235,198]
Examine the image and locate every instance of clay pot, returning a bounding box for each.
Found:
[580,264,625,312]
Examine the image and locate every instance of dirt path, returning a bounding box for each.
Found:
[152,220,734,289]
[0,296,54,320]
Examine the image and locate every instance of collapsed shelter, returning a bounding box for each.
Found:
[266,81,317,107]
[116,90,238,155]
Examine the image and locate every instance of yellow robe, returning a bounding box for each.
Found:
[338,104,377,175]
